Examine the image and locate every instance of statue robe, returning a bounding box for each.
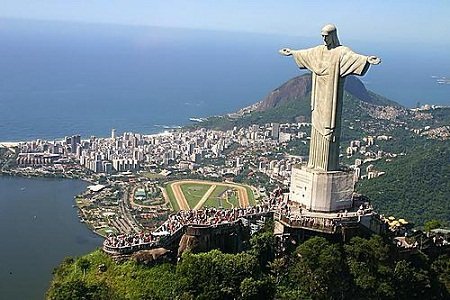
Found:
[292,45,369,171]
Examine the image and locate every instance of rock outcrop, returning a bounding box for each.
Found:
[132,248,171,265]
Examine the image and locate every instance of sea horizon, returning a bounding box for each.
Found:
[1,18,449,142]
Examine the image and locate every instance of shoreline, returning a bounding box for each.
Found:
[0,127,183,145]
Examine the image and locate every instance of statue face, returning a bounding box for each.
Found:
[322,34,333,47]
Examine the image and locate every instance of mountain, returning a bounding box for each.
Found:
[196,73,402,131]
[255,73,399,112]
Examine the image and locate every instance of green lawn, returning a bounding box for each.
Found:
[180,183,212,209]
[228,193,240,208]
[207,186,229,201]
[96,226,118,237]
[204,188,234,209]
[204,197,229,209]
[204,185,255,208]
[204,187,240,209]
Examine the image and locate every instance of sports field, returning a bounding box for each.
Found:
[165,180,255,211]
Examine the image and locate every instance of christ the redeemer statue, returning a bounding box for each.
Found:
[280,24,380,171]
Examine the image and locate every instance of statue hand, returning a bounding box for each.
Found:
[368,56,381,65]
[324,127,335,140]
[279,48,293,56]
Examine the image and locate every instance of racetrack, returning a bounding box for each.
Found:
[170,181,190,210]
[168,180,250,211]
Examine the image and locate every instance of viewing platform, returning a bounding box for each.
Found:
[273,199,386,242]
[103,206,272,255]
[103,195,386,255]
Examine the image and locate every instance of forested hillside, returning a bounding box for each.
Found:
[357,142,450,225]
[47,228,450,300]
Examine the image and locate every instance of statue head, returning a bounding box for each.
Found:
[321,24,340,49]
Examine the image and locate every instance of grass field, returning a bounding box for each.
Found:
[228,193,240,207]
[204,188,241,209]
[180,183,212,208]
[204,197,229,209]
[205,186,229,209]
[97,227,118,237]
[165,180,257,212]
[207,186,229,201]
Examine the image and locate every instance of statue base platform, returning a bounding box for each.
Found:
[289,165,354,212]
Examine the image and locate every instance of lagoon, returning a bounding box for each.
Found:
[0,176,103,299]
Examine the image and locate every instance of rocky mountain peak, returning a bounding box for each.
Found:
[256,73,376,111]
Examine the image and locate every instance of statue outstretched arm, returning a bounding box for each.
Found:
[279,48,293,56]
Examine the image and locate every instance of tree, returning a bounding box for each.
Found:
[249,231,275,269]
[393,260,430,299]
[76,257,91,278]
[431,254,450,297]
[47,279,110,300]
[268,258,287,285]
[288,237,347,299]
[357,143,450,226]
[424,219,442,232]
[240,277,275,300]
[176,250,261,300]
[344,235,395,299]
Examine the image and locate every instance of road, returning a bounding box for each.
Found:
[119,186,142,233]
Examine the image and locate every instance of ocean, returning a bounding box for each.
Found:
[0,18,449,142]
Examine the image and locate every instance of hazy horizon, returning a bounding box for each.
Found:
[1,1,449,47]
[0,17,449,141]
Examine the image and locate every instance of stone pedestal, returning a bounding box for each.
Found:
[289,165,354,212]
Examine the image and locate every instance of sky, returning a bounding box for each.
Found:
[1,0,449,45]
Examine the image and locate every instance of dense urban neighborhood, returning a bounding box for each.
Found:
[1,99,449,236]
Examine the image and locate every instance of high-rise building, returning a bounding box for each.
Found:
[103,162,113,175]
[271,123,280,140]
[70,135,81,154]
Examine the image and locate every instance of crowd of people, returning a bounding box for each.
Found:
[154,205,272,235]
[104,203,276,251]
[104,232,156,249]
[282,214,337,231]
